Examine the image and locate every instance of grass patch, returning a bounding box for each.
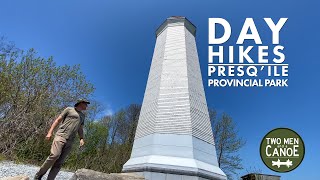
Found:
[0,154,6,161]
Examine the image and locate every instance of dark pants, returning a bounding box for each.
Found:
[35,136,73,180]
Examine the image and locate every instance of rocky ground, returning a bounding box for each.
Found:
[0,161,144,180]
[71,169,144,180]
[0,161,74,180]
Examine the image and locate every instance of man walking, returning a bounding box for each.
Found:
[34,99,90,180]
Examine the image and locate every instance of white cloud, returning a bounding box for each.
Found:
[102,108,113,116]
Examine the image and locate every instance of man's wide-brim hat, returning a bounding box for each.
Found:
[74,99,90,107]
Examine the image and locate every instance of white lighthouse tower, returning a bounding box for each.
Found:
[122,16,227,180]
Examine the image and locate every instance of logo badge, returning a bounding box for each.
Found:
[260,128,305,172]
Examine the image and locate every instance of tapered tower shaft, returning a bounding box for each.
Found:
[123,16,227,180]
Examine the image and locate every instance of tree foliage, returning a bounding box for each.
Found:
[0,38,94,161]
[0,38,141,173]
[209,108,245,180]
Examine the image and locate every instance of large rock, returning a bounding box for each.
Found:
[71,169,144,180]
[0,175,29,180]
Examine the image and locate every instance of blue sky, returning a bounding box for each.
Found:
[1,0,319,179]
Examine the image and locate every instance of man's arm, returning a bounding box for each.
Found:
[46,115,63,140]
[78,125,84,139]
[78,125,85,146]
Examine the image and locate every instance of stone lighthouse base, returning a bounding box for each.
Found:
[133,172,224,180]
[123,155,227,180]
[122,133,227,180]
